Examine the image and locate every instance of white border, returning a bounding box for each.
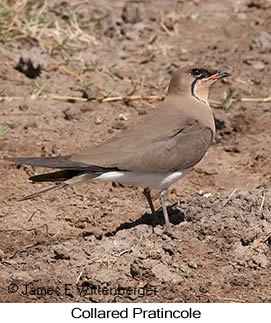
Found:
[1,303,270,323]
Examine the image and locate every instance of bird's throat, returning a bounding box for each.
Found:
[191,80,209,105]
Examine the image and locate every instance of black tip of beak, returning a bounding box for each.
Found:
[218,71,231,78]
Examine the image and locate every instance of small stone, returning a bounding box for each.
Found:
[119,113,129,121]
[203,193,213,198]
[188,262,198,269]
[51,144,58,155]
[111,121,126,130]
[163,244,175,256]
[82,88,100,100]
[0,248,5,260]
[240,230,257,246]
[53,247,70,260]
[199,286,209,293]
[63,107,80,121]
[23,121,37,130]
[152,263,183,284]
[18,104,29,111]
[121,4,141,24]
[130,263,140,278]
[153,226,164,235]
[137,109,147,116]
[95,115,103,125]
[177,246,182,254]
[7,259,17,265]
[252,60,265,70]
[74,222,85,229]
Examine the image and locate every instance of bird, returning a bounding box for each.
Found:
[5,66,231,233]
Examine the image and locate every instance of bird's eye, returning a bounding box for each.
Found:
[190,69,203,78]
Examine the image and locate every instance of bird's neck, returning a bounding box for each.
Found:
[192,85,209,105]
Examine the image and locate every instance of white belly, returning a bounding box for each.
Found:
[93,169,190,189]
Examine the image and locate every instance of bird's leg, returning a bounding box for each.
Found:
[143,187,156,214]
[159,188,171,233]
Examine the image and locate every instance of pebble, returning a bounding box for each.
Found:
[0,248,4,260]
[188,262,198,269]
[53,247,70,260]
[118,113,129,121]
[111,121,126,130]
[63,107,80,121]
[95,115,103,125]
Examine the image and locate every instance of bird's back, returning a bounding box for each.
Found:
[70,96,215,172]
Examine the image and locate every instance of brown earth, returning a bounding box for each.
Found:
[0,0,271,303]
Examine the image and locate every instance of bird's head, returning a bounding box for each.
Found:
[168,67,231,104]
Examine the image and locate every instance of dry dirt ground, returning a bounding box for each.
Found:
[0,0,271,303]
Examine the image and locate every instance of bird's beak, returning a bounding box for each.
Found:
[207,70,231,81]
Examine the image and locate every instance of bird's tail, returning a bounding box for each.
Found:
[5,157,99,201]
[18,182,68,201]
[29,169,83,182]
[18,170,90,201]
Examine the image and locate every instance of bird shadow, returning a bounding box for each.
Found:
[104,203,185,237]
